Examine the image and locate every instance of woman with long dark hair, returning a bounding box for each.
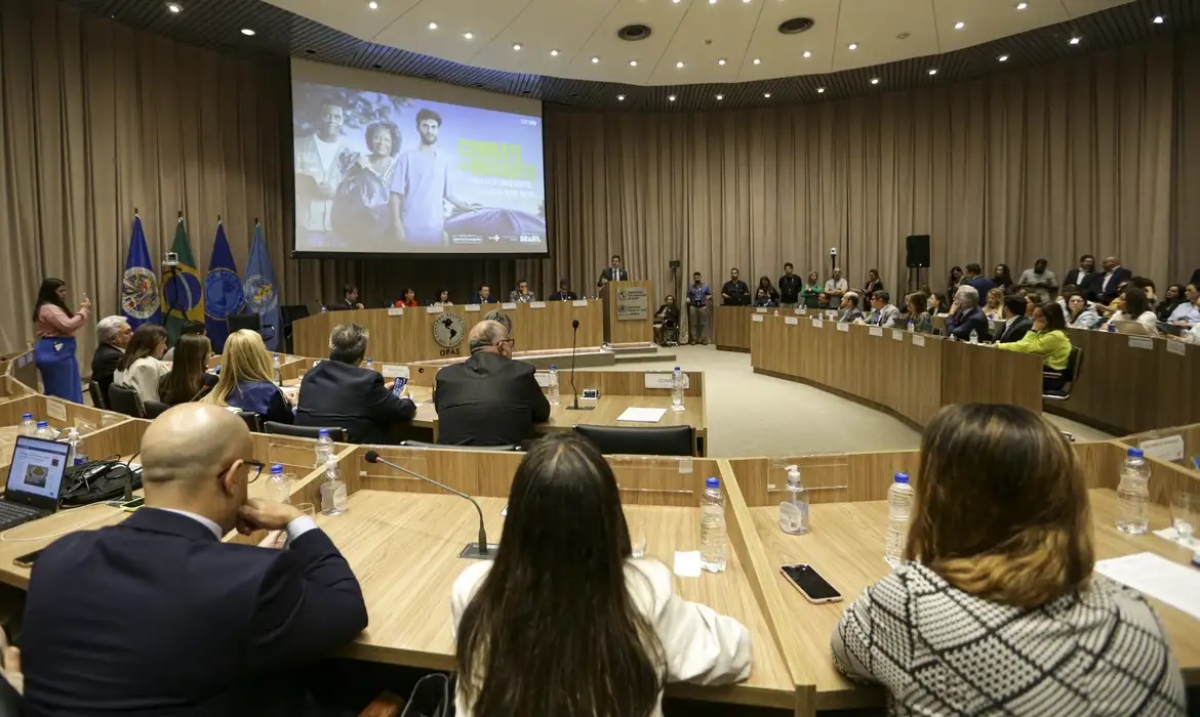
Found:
[158,334,217,406]
[992,263,1015,293]
[453,434,751,717]
[114,324,169,404]
[33,277,91,402]
[1155,283,1186,322]
[947,266,963,296]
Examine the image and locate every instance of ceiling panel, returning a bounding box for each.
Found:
[832,0,939,72]
[647,0,760,84]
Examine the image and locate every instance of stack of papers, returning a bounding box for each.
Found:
[1094,552,1200,620]
[616,407,667,423]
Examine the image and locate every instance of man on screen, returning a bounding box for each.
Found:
[389,108,479,247]
[295,102,350,243]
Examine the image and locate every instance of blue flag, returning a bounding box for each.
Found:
[243,222,281,351]
[204,221,245,353]
[121,214,163,328]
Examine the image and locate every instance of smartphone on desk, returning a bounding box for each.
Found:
[781,564,842,604]
[391,377,409,397]
[13,548,43,568]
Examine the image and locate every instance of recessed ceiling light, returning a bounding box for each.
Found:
[764,92,771,98]
[368,0,378,8]
[848,43,858,50]
[817,87,826,93]
[1016,2,1028,9]
[512,43,522,51]
[550,49,559,56]
[998,54,1009,62]
[870,77,880,85]
[803,51,812,58]
[165,2,183,13]
[668,94,676,101]
[676,61,685,68]
[716,94,724,100]
[240,28,256,36]
[592,56,600,63]
[954,21,965,30]
[463,32,473,40]
[617,94,626,101]
[1069,36,1081,45]
[673,0,681,3]
[1153,15,1164,24]
[428,21,437,29]
[718,58,726,66]
[708,0,716,4]
[753,58,761,65]
[630,60,638,66]
[928,68,938,75]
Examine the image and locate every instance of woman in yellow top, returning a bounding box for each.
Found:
[997,302,1073,392]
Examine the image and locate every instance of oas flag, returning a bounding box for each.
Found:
[121,213,162,329]
[204,220,245,353]
[243,222,281,351]
[162,213,204,342]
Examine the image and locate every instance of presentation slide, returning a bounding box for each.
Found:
[291,67,546,256]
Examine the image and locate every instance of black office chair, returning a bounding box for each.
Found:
[236,411,262,433]
[403,440,519,452]
[573,425,694,457]
[108,384,145,418]
[1043,346,1084,401]
[264,422,348,442]
[143,400,170,419]
[87,381,107,409]
[227,312,275,343]
[279,304,310,354]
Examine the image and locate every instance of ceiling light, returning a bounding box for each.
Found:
[165,2,183,13]
[716,94,724,100]
[676,61,685,68]
[743,0,752,3]
[848,43,858,50]
[592,56,600,63]
[1069,36,1081,45]
[718,58,726,65]
[753,58,761,65]
[673,0,681,3]
[368,1,378,8]
[463,32,473,40]
[928,68,938,75]
[428,21,437,29]
[668,95,676,101]
[240,28,256,36]
[1153,15,1164,24]
[764,92,771,98]
[550,49,559,56]
[708,0,717,4]
[617,94,626,101]
[870,77,880,85]
[954,21,965,30]
[817,87,825,93]
[1016,2,1028,9]
[630,60,638,66]
[998,54,1009,62]
[803,51,812,58]
[512,43,522,51]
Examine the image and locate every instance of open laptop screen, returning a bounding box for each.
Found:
[6,436,70,502]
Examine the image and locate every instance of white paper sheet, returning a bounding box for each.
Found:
[869,327,883,337]
[836,322,850,332]
[464,304,481,312]
[751,315,764,323]
[45,398,67,422]
[912,334,925,347]
[1167,341,1187,356]
[529,301,547,309]
[572,300,588,307]
[784,317,798,326]
[616,407,667,423]
[1094,552,1200,620]
[892,330,904,341]
[1128,337,1153,350]
[387,307,404,316]
[674,551,702,578]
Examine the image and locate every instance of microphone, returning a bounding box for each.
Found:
[566,318,594,411]
[364,450,495,560]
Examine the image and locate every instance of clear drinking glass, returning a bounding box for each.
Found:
[1170,491,1199,547]
[625,506,647,559]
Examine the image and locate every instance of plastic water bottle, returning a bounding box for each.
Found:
[320,456,348,516]
[1116,448,1151,534]
[671,366,685,412]
[547,365,560,405]
[64,428,87,466]
[885,472,915,567]
[314,428,335,468]
[969,329,979,344]
[907,318,915,332]
[700,477,727,572]
[272,353,283,386]
[1108,320,1116,333]
[266,464,292,504]
[34,421,56,441]
[18,414,35,437]
[366,358,374,372]
[779,464,809,535]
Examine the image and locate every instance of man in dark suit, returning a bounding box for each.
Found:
[330,283,364,311]
[1091,256,1132,306]
[549,279,578,301]
[1063,254,1096,299]
[473,284,499,304]
[89,315,131,407]
[996,295,1032,344]
[434,319,550,446]
[296,323,417,444]
[21,403,368,716]
[945,285,992,342]
[596,254,629,286]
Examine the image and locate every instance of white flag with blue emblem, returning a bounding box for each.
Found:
[243,222,281,351]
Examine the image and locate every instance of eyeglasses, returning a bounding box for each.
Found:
[243,459,266,483]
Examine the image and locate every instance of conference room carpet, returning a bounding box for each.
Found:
[602,345,1113,457]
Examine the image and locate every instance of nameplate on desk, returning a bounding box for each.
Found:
[465,304,481,312]
[46,398,67,421]
[836,322,850,332]
[645,373,690,389]
[912,334,926,347]
[387,307,404,317]
[1167,341,1187,356]
[426,305,444,314]
[1139,435,1185,462]
[1128,337,1153,351]
[101,412,123,428]
[381,364,409,379]
[755,307,768,314]
[784,317,798,326]
[892,330,904,341]
[501,302,517,310]
[534,372,551,388]
[868,327,883,337]
[796,307,808,315]
[529,301,547,309]
[812,318,824,328]
[752,314,764,323]
[573,300,588,307]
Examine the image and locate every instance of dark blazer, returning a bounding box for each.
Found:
[21,508,368,717]
[295,360,416,444]
[997,315,1033,344]
[434,352,550,446]
[549,291,579,301]
[1063,268,1095,296]
[89,343,123,407]
[596,267,629,286]
[228,380,294,425]
[946,306,992,342]
[1091,267,1133,304]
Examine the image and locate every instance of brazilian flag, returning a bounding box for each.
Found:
[162,213,205,343]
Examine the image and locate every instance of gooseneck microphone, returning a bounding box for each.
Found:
[363,450,494,560]
[566,318,594,411]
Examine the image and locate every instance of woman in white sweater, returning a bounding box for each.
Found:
[832,404,1185,716]
[451,433,751,717]
[113,324,170,404]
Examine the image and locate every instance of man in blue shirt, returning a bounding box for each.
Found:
[963,263,994,303]
[389,108,479,247]
[686,272,713,344]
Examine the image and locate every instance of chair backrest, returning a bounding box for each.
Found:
[236,411,261,433]
[143,400,170,419]
[573,425,694,457]
[403,439,518,452]
[1066,345,1084,382]
[108,384,145,418]
[227,313,263,334]
[87,381,106,409]
[1114,320,1152,336]
[264,421,348,442]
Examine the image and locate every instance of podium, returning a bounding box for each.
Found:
[599,280,654,344]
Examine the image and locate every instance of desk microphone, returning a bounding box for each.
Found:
[566,318,594,411]
[363,450,494,560]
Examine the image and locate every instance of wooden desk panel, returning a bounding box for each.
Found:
[1049,330,1165,434]
[715,306,756,352]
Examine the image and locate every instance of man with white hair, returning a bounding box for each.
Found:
[945,285,992,341]
[90,315,131,407]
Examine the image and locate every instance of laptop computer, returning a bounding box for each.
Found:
[0,435,70,530]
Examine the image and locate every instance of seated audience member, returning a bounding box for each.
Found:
[1177,295,1200,344]
[113,324,170,404]
[996,295,1031,344]
[862,269,884,301]
[982,287,1005,321]
[473,285,498,304]
[1168,283,1200,325]
[453,434,751,717]
[998,303,1074,391]
[509,280,536,303]
[816,292,831,310]
[944,285,991,341]
[1155,283,1186,322]
[21,403,369,716]
[1104,286,1158,335]
[334,284,365,311]
[163,320,206,361]
[653,295,681,345]
[927,291,949,317]
[1024,293,1043,319]
[1017,258,1058,303]
[905,293,933,333]
[832,404,1185,715]
[801,272,823,309]
[1065,293,1102,329]
[865,291,900,328]
[202,329,294,425]
[431,289,453,306]
[756,276,780,304]
[836,293,864,323]
[394,288,419,307]
[753,288,777,308]
[158,334,218,406]
[992,263,1015,294]
[296,324,416,443]
[550,280,578,302]
[1130,276,1157,303]
[435,320,550,446]
[90,315,132,407]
